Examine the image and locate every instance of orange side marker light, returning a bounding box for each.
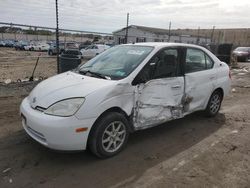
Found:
[75,127,88,133]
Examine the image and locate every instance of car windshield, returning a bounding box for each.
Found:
[235,47,249,52]
[77,45,153,80]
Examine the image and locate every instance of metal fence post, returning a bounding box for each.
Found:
[55,0,60,73]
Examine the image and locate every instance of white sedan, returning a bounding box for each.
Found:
[24,43,35,51]
[20,43,231,158]
[33,43,50,51]
[80,44,110,59]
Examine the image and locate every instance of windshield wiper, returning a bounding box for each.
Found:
[79,70,111,80]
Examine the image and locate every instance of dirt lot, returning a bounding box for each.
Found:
[0,48,250,187]
[0,47,57,83]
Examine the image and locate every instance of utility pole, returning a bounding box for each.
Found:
[55,0,60,73]
[125,13,129,44]
[211,26,215,43]
[168,21,171,42]
[197,26,200,44]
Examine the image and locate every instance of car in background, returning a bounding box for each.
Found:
[33,43,50,51]
[0,40,6,47]
[60,49,82,59]
[48,43,64,55]
[79,43,91,51]
[80,44,110,59]
[20,43,231,158]
[48,42,78,55]
[4,40,16,47]
[232,47,250,62]
[24,43,36,51]
[15,41,29,50]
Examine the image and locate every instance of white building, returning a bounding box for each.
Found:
[113,25,211,45]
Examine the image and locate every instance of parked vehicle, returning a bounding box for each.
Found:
[48,42,78,55]
[15,41,29,50]
[79,44,90,51]
[0,40,6,47]
[60,49,82,59]
[79,41,92,50]
[59,49,82,73]
[232,47,250,62]
[33,43,50,51]
[20,43,231,158]
[24,43,35,51]
[80,44,110,59]
[4,40,16,47]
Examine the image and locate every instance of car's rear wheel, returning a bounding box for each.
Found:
[88,112,129,158]
[205,90,222,117]
[48,50,52,55]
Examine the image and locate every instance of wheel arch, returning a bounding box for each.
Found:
[87,106,134,148]
[204,87,224,110]
[213,87,224,100]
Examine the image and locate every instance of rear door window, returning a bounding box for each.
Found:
[185,48,214,73]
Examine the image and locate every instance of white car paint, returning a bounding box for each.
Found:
[20,43,231,151]
[24,43,35,51]
[80,44,110,59]
[33,43,50,51]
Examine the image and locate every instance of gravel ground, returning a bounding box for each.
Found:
[0,48,250,188]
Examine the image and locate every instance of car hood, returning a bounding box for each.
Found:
[28,71,116,108]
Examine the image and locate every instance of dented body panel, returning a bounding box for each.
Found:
[184,69,217,114]
[133,77,184,130]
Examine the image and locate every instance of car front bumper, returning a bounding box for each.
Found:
[20,97,96,151]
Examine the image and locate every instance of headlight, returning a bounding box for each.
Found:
[44,98,85,117]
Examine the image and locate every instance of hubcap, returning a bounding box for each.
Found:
[102,121,126,153]
[210,94,221,114]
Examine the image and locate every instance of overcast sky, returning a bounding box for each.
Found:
[1,0,250,33]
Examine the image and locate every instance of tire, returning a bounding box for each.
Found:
[48,50,52,56]
[205,90,222,117]
[88,112,130,158]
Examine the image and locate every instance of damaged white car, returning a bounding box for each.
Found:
[20,43,231,158]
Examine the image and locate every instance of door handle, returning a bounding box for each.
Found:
[171,85,181,89]
[210,76,215,80]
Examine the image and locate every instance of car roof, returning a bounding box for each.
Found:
[235,47,250,49]
[122,42,205,49]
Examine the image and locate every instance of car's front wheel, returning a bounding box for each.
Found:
[205,90,222,117]
[88,112,129,158]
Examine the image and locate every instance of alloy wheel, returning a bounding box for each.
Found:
[101,121,126,153]
[209,93,221,114]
